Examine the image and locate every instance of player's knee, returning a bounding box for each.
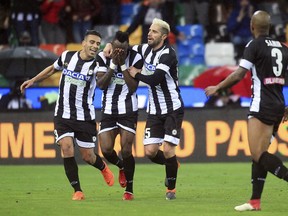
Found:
[101,146,113,156]
[81,152,94,164]
[121,148,132,158]
[145,148,157,159]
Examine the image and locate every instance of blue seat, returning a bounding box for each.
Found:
[176,24,204,40]
[190,43,205,56]
[176,41,190,57]
[121,3,135,16]
[190,56,205,65]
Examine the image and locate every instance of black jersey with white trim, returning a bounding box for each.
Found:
[133,43,184,115]
[239,36,288,115]
[96,48,143,115]
[53,50,98,121]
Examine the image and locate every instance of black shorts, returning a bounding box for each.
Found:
[54,117,97,148]
[248,112,283,135]
[98,111,138,134]
[143,108,184,146]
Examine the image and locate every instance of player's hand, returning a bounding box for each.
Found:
[128,66,141,78]
[205,86,219,97]
[20,80,34,94]
[111,48,125,65]
[282,107,288,123]
[103,43,113,58]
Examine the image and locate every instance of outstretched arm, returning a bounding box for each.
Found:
[20,64,57,93]
[205,66,248,97]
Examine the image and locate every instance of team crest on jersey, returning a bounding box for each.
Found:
[88,69,94,75]
[92,136,97,142]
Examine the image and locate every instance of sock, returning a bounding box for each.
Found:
[165,155,178,190]
[102,150,123,169]
[150,150,166,165]
[251,160,267,200]
[91,153,105,171]
[64,157,81,192]
[123,155,135,193]
[258,151,288,181]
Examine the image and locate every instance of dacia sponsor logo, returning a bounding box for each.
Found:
[144,61,156,71]
[144,61,156,75]
[63,68,92,81]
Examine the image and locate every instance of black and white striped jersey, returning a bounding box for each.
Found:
[53,50,98,121]
[240,35,288,115]
[96,48,143,115]
[133,43,184,115]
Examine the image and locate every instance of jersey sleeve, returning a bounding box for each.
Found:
[157,48,177,75]
[96,52,108,73]
[239,40,255,70]
[132,52,144,69]
[53,50,69,70]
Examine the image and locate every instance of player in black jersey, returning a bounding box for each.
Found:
[96,31,143,200]
[205,11,288,211]
[20,30,114,201]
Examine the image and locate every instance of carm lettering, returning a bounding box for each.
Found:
[206,120,288,157]
[0,122,55,158]
[1,120,287,160]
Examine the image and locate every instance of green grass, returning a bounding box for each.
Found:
[1,163,287,216]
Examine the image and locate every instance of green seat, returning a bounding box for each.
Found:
[179,64,207,86]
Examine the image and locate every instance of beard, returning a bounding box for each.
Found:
[148,37,162,48]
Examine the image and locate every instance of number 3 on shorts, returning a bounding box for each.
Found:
[145,128,151,139]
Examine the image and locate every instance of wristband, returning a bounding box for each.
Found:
[120,64,127,71]
[109,62,116,70]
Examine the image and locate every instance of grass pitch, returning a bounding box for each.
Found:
[1,162,287,216]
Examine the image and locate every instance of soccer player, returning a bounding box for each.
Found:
[128,18,184,200]
[205,11,288,211]
[96,31,143,200]
[20,30,114,201]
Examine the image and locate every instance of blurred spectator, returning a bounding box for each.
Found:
[40,0,67,44]
[66,0,101,43]
[0,80,32,110]
[227,0,254,62]
[205,88,241,108]
[0,0,10,46]
[18,30,32,46]
[208,0,232,42]
[256,0,287,42]
[10,0,42,46]
[181,0,210,41]
[99,0,121,25]
[126,0,185,43]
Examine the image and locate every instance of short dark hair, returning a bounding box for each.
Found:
[85,30,102,39]
[113,31,129,43]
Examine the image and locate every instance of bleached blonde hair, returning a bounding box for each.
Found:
[152,18,170,35]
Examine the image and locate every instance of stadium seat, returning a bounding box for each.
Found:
[176,24,204,40]
[39,44,66,56]
[120,3,139,25]
[205,42,236,66]
[179,64,207,86]
[66,43,82,51]
[190,43,205,56]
